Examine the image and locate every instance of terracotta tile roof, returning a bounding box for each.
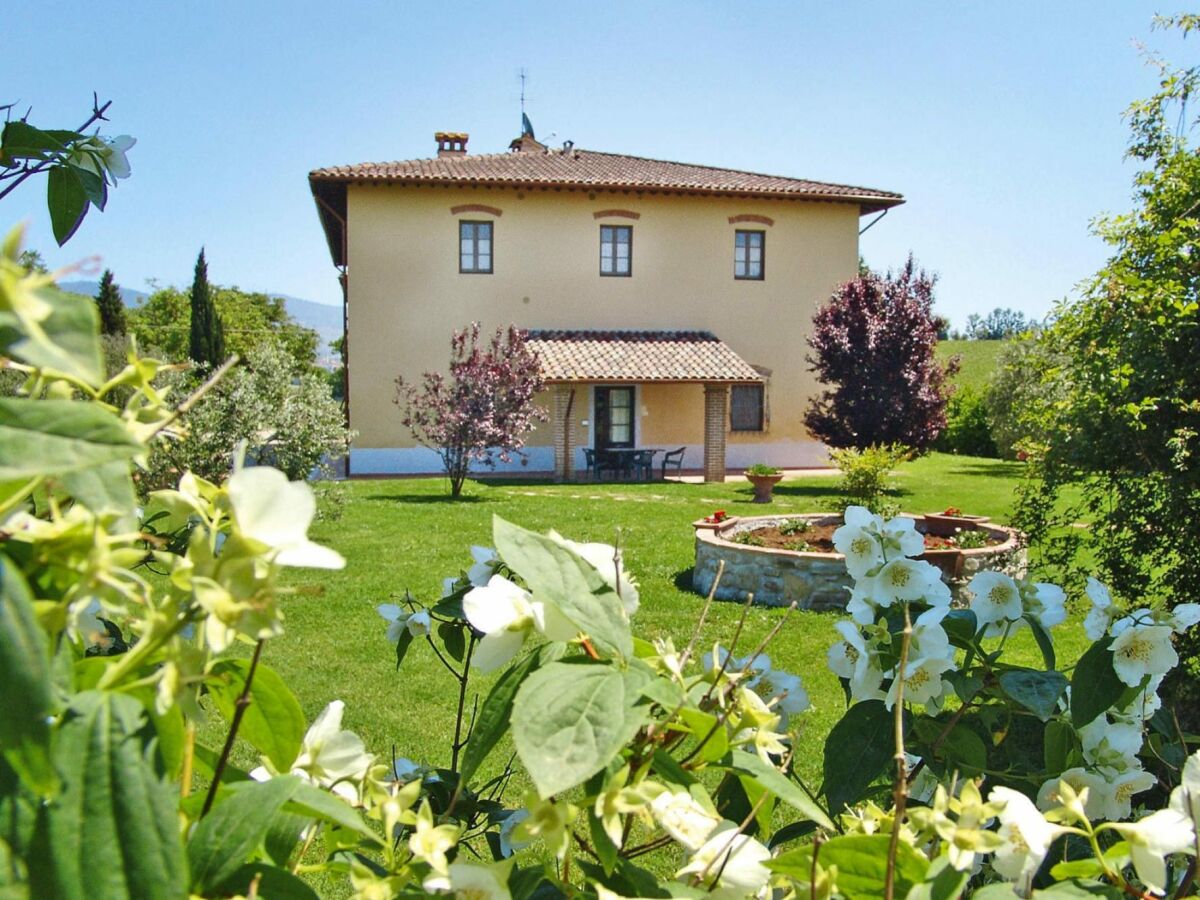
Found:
[525,330,762,383]
[311,147,902,208]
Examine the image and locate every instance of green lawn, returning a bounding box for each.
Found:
[257,451,1086,796]
[937,338,1007,394]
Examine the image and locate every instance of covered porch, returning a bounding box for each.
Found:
[525,330,763,484]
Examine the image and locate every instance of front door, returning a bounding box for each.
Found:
[594,386,634,451]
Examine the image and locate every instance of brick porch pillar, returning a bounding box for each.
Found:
[702,384,728,483]
[552,385,575,482]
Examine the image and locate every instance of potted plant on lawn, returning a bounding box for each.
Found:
[745,463,784,503]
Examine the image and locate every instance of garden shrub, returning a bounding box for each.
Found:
[829,444,909,512]
[986,333,1070,459]
[141,336,351,490]
[805,257,957,451]
[935,386,999,457]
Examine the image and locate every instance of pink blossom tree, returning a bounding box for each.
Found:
[395,323,547,497]
[804,256,957,451]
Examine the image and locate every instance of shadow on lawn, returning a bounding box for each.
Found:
[673,567,698,595]
[945,461,1023,478]
[363,493,484,504]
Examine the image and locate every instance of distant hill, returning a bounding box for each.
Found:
[57,280,343,355]
[59,280,149,306]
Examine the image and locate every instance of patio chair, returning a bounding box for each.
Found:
[583,447,597,480]
[661,447,686,479]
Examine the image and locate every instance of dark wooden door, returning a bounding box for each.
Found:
[594,387,634,451]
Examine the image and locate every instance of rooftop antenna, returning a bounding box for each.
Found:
[519,68,535,138]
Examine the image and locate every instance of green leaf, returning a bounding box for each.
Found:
[650,749,697,788]
[460,649,541,786]
[0,122,73,161]
[208,659,306,773]
[0,283,104,385]
[187,777,302,893]
[968,885,1020,899]
[724,749,834,830]
[822,699,895,813]
[770,834,927,900]
[1070,639,1125,728]
[438,620,466,662]
[678,707,728,763]
[588,808,619,874]
[0,558,57,796]
[919,721,988,777]
[1049,858,1106,880]
[1044,719,1076,774]
[492,516,633,659]
[29,692,186,899]
[285,780,380,844]
[394,627,415,668]
[0,399,140,481]
[942,609,979,647]
[60,460,136,516]
[999,669,1069,721]
[47,166,88,246]
[905,855,969,900]
[1026,614,1057,670]
[215,863,318,900]
[1033,879,1124,898]
[511,661,644,798]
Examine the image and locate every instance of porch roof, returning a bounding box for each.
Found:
[525,330,762,384]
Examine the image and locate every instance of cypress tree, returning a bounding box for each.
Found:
[94,269,126,336]
[188,248,225,365]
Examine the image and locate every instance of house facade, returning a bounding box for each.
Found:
[310,131,903,481]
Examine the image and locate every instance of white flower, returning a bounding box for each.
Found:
[828,619,885,702]
[989,786,1068,887]
[833,520,884,579]
[910,605,953,663]
[1170,603,1200,634]
[846,583,883,625]
[1079,717,1143,772]
[1084,577,1116,640]
[885,654,954,710]
[1111,625,1177,688]
[870,557,943,606]
[1112,608,1156,637]
[498,809,532,858]
[880,514,926,558]
[1036,768,1105,820]
[1111,808,1195,894]
[1096,768,1157,821]
[1170,748,1200,823]
[650,789,721,851]
[410,801,459,874]
[376,604,409,642]
[67,597,109,650]
[226,467,345,569]
[548,531,639,616]
[406,608,432,637]
[762,668,810,725]
[291,701,373,803]
[443,861,512,899]
[967,571,1023,635]
[675,822,771,892]
[1024,582,1067,629]
[468,546,498,586]
[463,576,536,672]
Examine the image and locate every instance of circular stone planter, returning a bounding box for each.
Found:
[692,513,1026,611]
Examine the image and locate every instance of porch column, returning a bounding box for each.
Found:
[702,384,728,483]
[552,385,575,482]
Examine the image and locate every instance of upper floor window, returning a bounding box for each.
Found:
[460,221,493,274]
[735,230,764,280]
[600,225,632,277]
[730,384,765,432]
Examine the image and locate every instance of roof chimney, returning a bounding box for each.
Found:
[435,132,468,158]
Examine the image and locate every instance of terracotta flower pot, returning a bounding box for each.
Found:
[746,473,783,503]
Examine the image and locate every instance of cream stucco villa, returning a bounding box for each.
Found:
[309,129,903,481]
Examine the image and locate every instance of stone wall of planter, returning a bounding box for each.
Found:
[692,513,1026,610]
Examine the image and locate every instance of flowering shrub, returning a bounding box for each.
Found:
[3,231,1200,898]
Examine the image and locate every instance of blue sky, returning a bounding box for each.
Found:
[4,1,1189,327]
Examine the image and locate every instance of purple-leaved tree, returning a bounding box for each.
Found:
[804,256,957,451]
[395,323,547,497]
